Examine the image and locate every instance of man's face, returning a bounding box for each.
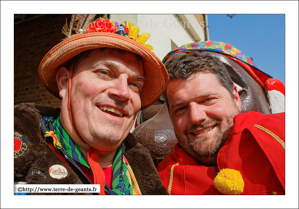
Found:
[167,71,241,165]
[59,49,144,153]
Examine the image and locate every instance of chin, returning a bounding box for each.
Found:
[195,154,218,166]
[190,144,221,165]
[91,137,122,150]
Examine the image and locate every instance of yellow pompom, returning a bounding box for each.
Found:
[214,168,244,195]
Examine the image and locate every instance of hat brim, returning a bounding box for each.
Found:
[38,32,168,109]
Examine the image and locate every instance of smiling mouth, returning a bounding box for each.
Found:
[190,124,216,135]
[99,106,124,117]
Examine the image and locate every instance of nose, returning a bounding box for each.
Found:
[109,75,131,101]
[189,102,206,124]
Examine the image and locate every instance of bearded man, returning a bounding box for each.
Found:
[158,43,285,195]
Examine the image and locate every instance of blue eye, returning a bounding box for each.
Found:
[96,69,114,80]
[129,82,142,93]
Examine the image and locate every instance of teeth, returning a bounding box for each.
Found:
[193,126,214,135]
[99,106,123,117]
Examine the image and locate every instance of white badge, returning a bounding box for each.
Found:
[49,164,68,179]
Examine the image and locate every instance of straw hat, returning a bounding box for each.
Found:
[38,17,168,109]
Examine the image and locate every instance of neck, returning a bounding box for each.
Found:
[82,148,117,168]
[59,108,118,168]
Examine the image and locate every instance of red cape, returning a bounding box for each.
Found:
[158,112,285,195]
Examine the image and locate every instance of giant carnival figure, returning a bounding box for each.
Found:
[132,41,285,162]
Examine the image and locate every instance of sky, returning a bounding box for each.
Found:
[208,14,285,84]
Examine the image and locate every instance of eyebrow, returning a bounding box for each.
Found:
[170,93,216,110]
[93,60,145,81]
[170,101,185,110]
[94,60,119,70]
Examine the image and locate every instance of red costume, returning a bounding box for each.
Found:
[158,111,285,195]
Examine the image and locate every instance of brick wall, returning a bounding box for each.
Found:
[14,14,70,107]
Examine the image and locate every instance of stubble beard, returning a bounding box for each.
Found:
[189,123,233,166]
[179,109,240,166]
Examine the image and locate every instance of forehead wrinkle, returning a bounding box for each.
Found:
[91,60,119,70]
[90,59,145,82]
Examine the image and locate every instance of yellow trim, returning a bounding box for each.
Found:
[168,163,179,195]
[254,124,285,150]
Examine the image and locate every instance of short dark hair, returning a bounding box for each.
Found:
[163,51,234,108]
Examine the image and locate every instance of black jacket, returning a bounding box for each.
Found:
[14,103,168,195]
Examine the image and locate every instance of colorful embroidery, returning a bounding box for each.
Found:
[14,132,28,158]
[44,131,62,149]
[163,40,258,69]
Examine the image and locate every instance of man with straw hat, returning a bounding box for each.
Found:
[14,15,168,195]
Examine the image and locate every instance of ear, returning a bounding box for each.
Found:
[233,85,242,111]
[56,67,70,99]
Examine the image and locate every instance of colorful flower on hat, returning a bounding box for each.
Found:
[85,18,153,51]
[213,168,245,195]
[86,18,117,33]
[119,19,153,51]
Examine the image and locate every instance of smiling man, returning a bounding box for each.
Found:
[14,17,168,195]
[157,43,285,195]
[167,71,241,166]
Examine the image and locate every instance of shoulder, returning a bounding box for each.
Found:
[14,103,60,125]
[232,111,285,134]
[14,103,60,144]
[157,146,180,172]
[14,103,44,146]
[124,133,159,168]
[14,103,60,164]
[226,111,285,155]
[14,103,56,158]
[235,111,284,121]
[15,103,61,117]
[123,133,168,195]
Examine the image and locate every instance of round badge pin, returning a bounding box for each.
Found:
[49,164,68,179]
